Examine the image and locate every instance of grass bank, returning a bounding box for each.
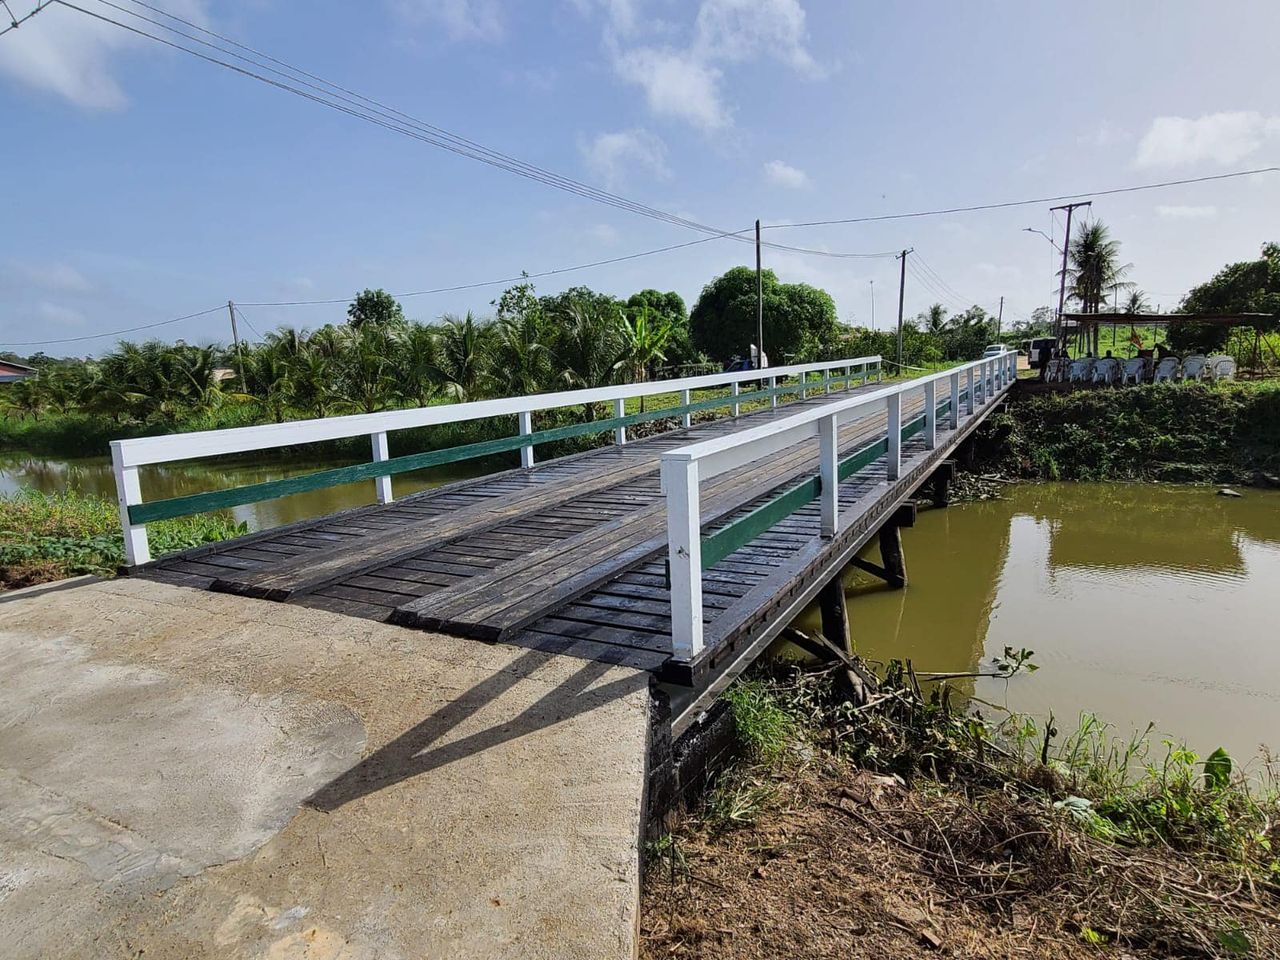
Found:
[981,381,1280,485]
[643,663,1280,959]
[0,490,244,589]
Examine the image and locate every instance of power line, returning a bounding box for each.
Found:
[233,305,263,341]
[0,0,48,36]
[239,228,752,307]
[763,166,1280,229]
[51,0,896,262]
[912,253,976,307]
[2,304,225,347]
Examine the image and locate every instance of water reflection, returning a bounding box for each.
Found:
[796,483,1280,763]
[0,451,491,532]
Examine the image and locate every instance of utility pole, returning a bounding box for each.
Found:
[997,296,1004,338]
[869,279,875,329]
[894,248,912,369]
[754,219,765,370]
[1050,201,1090,345]
[227,300,244,386]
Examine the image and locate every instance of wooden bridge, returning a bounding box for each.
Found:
[113,352,1016,734]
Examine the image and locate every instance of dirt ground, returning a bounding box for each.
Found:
[640,766,1275,960]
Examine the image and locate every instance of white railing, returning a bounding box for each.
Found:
[660,350,1017,662]
[111,354,882,566]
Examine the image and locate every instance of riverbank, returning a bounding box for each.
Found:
[642,664,1280,959]
[0,490,243,588]
[983,381,1280,485]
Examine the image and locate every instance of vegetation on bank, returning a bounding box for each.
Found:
[644,662,1280,958]
[984,381,1280,485]
[0,490,244,588]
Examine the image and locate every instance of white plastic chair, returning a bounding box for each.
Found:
[1208,355,1237,381]
[1181,355,1208,381]
[1120,357,1146,385]
[1153,357,1179,383]
[1092,357,1120,385]
[1068,358,1094,383]
[1045,358,1067,383]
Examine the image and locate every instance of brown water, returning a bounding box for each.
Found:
[796,483,1280,765]
[0,451,490,532]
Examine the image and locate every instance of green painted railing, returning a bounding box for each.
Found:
[127,365,878,525]
[697,393,961,570]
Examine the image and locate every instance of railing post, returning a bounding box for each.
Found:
[662,457,704,662]
[110,442,150,567]
[876,360,882,383]
[800,373,808,400]
[371,431,393,504]
[923,380,937,449]
[681,388,692,428]
[518,410,535,468]
[886,392,902,480]
[768,375,777,409]
[613,397,627,445]
[731,381,740,417]
[824,365,832,394]
[819,413,838,537]
[949,371,961,429]
[966,366,975,414]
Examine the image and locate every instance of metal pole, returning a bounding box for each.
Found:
[997,295,1004,339]
[895,249,910,369]
[227,300,244,386]
[1051,201,1090,346]
[755,219,765,370]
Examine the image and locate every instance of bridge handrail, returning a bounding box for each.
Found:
[660,350,1018,663]
[111,354,882,566]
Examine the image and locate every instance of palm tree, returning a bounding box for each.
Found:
[429,313,489,402]
[394,322,439,408]
[1068,220,1133,353]
[1123,290,1151,314]
[488,308,552,399]
[922,303,948,336]
[337,322,402,414]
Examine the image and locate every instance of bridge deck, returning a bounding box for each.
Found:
[138,376,1003,713]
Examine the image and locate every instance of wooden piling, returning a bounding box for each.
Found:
[817,574,850,654]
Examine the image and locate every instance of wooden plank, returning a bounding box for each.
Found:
[207,453,663,599]
[390,397,905,641]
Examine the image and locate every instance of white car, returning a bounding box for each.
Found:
[982,344,1007,358]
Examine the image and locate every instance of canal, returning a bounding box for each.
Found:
[797,482,1280,766]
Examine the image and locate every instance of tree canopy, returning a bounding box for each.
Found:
[346,288,405,329]
[689,267,839,364]
[1169,242,1280,353]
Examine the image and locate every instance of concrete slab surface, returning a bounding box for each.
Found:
[0,576,651,960]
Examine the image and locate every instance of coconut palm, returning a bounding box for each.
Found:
[429,313,489,402]
[1068,221,1134,353]
[488,308,552,399]
[922,303,948,336]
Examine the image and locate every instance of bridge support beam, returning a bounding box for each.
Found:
[817,574,850,652]
[851,503,914,589]
[929,460,957,508]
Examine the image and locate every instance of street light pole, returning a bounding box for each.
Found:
[1050,202,1091,344]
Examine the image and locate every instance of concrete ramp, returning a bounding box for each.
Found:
[0,577,650,960]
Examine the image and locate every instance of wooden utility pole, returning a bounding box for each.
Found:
[755,219,765,370]
[997,296,1004,338]
[1051,201,1090,344]
[227,300,244,386]
[894,249,912,369]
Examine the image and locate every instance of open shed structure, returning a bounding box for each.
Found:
[1059,312,1279,372]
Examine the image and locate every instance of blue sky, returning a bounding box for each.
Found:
[2,0,1278,354]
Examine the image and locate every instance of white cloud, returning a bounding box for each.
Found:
[0,0,209,110]
[587,223,621,245]
[568,0,640,35]
[390,0,504,42]
[1155,204,1219,220]
[694,0,818,75]
[37,302,85,327]
[579,129,670,189]
[613,46,728,131]
[13,261,93,293]
[1134,112,1280,168]
[599,0,821,132]
[763,160,809,189]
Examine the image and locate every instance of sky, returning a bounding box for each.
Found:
[2,0,1279,355]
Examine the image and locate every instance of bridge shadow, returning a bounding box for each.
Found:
[307,645,648,812]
